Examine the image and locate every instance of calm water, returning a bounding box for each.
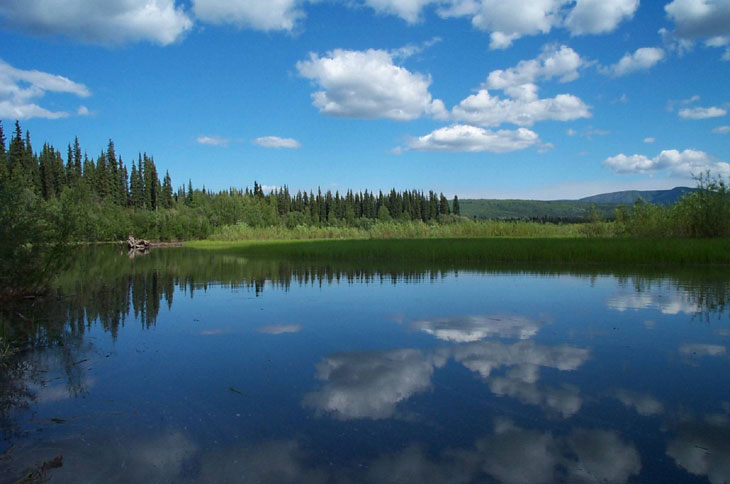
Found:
[1,247,729,483]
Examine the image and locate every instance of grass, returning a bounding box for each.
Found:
[187,237,730,266]
[208,220,588,240]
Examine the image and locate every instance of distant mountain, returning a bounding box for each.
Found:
[458,187,695,220]
[579,187,694,205]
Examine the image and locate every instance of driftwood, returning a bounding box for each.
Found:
[126,235,150,252]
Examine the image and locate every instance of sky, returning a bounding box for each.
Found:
[0,0,729,200]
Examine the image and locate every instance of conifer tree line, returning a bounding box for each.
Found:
[0,121,463,241]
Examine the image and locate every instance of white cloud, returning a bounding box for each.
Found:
[667,94,701,112]
[405,125,540,153]
[0,59,90,120]
[564,0,639,35]
[468,0,568,49]
[713,125,730,134]
[665,0,730,59]
[0,0,192,46]
[434,0,635,48]
[296,48,446,121]
[253,136,301,149]
[644,137,655,143]
[197,135,230,146]
[362,0,438,23]
[679,106,727,119]
[665,0,730,39]
[452,88,591,127]
[77,105,90,116]
[193,0,303,31]
[485,44,585,90]
[604,149,730,177]
[602,47,666,77]
[411,314,543,342]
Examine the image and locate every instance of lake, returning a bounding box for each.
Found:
[1,246,729,483]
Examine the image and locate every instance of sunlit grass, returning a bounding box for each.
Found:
[188,237,730,266]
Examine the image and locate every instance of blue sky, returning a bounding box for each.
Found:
[1,0,729,199]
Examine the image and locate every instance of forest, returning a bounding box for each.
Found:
[1,120,729,298]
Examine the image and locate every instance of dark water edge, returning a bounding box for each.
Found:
[1,246,729,483]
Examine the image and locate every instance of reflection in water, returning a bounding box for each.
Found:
[304,349,443,420]
[258,324,302,334]
[411,315,543,342]
[1,246,729,483]
[611,388,664,416]
[607,292,700,315]
[667,416,730,484]
[679,343,727,357]
[451,341,589,418]
[2,422,644,484]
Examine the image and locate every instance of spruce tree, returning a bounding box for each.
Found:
[453,195,460,216]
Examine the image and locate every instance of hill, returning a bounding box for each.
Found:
[458,187,693,221]
[579,186,694,204]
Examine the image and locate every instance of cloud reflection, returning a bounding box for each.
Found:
[411,314,543,342]
[607,292,699,315]
[612,388,664,416]
[258,324,302,334]
[679,344,727,357]
[303,349,441,420]
[667,418,730,484]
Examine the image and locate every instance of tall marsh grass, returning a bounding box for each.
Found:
[208,219,588,241]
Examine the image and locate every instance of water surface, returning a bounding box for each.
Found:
[1,247,729,483]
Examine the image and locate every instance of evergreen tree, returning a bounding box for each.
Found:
[439,193,450,215]
[73,137,82,180]
[453,195,460,216]
[162,171,173,209]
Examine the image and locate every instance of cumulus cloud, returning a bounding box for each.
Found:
[197,135,230,146]
[446,44,590,129]
[451,88,591,127]
[665,0,730,39]
[193,0,303,31]
[362,0,439,23]
[678,106,728,119]
[436,0,636,49]
[0,59,90,120]
[485,44,585,90]
[303,349,441,420]
[603,149,730,177]
[601,47,666,77]
[713,125,730,134]
[411,314,543,341]
[564,0,639,35]
[0,0,192,46]
[296,48,446,121]
[405,125,540,153]
[664,0,730,59]
[252,136,301,149]
[467,0,568,49]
